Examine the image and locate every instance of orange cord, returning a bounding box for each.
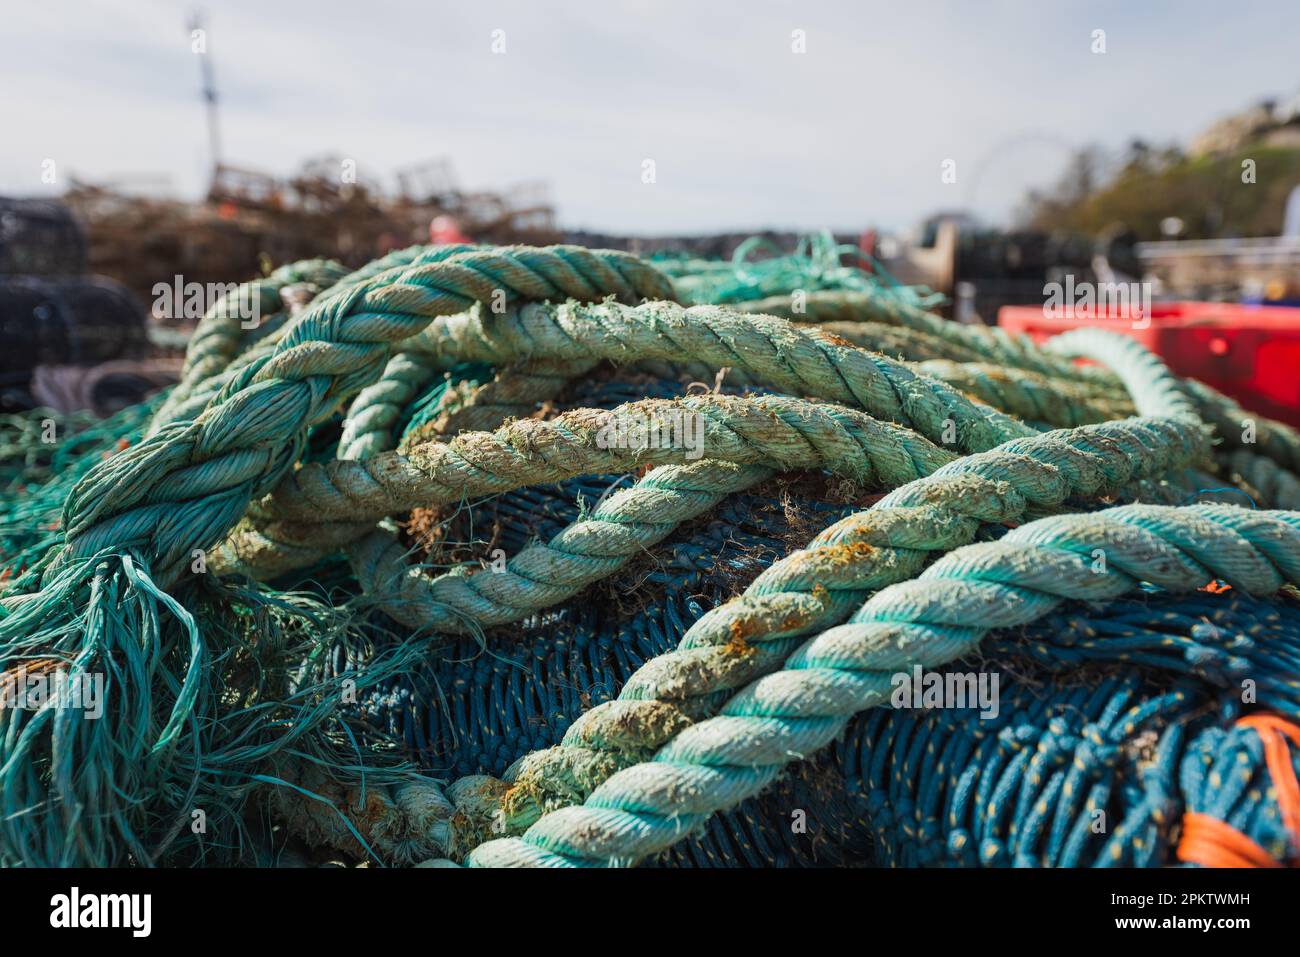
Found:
[1177,812,1279,868]
[1176,712,1300,868]
[1237,713,1300,845]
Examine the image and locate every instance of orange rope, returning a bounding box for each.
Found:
[1176,713,1300,868]
[1177,812,1279,868]
[1237,713,1300,845]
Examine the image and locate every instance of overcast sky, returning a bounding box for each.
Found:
[2,0,1296,233]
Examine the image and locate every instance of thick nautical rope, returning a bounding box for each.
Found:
[1183,377,1300,475]
[465,502,1300,866]
[398,300,1036,452]
[322,243,472,298]
[266,756,454,866]
[348,401,954,632]
[1227,449,1300,510]
[271,394,961,525]
[158,243,640,441]
[914,359,1133,428]
[259,333,1203,849]
[398,332,1203,834]
[32,246,674,588]
[460,414,1203,834]
[250,329,1203,854]
[1046,327,1200,421]
[209,358,572,576]
[211,393,955,582]
[336,241,680,460]
[742,290,1300,475]
[327,253,475,462]
[149,259,351,428]
[732,290,1107,383]
[145,258,442,440]
[398,348,1124,439]
[337,351,445,461]
[215,300,1039,579]
[341,355,597,461]
[17,243,1293,869]
[150,245,491,437]
[376,347,1124,450]
[1047,329,1295,503]
[0,246,677,868]
[399,359,599,448]
[808,320,991,364]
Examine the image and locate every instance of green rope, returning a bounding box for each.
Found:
[346,394,955,632]
[449,330,1243,865]
[4,238,1293,870]
[466,502,1300,866]
[211,299,1040,581]
[914,359,1133,428]
[301,331,1205,854]
[1226,448,1300,509]
[397,300,1034,454]
[150,259,351,432]
[369,330,1206,853]
[739,289,1300,480]
[461,415,1205,839]
[0,245,672,868]
[398,359,598,449]
[212,392,954,581]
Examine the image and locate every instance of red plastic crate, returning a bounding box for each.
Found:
[998,301,1300,427]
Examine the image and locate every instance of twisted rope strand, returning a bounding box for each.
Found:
[400,300,1037,453]
[219,299,1048,578]
[914,359,1134,428]
[408,330,1205,840]
[468,503,1300,866]
[473,414,1205,834]
[150,259,351,431]
[42,247,671,586]
[212,393,955,580]
[350,407,952,633]
[334,239,676,461]
[741,290,1300,477]
[400,359,599,448]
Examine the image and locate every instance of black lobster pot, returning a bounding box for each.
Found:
[0,197,87,276]
[0,274,146,376]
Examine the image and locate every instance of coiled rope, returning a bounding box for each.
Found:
[3,239,1299,869]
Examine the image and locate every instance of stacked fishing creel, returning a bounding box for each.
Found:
[0,239,1297,869]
